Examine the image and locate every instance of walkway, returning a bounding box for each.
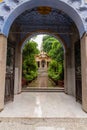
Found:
[23,68,63,89]
[0,92,87,117]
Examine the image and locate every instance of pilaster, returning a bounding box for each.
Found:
[0,34,7,111]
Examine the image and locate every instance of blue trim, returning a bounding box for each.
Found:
[2,0,85,38]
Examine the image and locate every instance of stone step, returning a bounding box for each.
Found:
[22,88,64,92]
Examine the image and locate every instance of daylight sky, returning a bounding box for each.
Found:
[31,34,45,50]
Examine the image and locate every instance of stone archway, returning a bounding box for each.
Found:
[20,31,67,93]
[0,0,87,112]
[13,31,66,95]
[0,0,86,37]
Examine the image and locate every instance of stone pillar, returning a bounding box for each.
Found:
[39,61,40,68]
[15,45,22,94]
[64,52,67,94]
[14,67,19,94]
[40,61,42,68]
[81,33,87,112]
[46,61,48,68]
[64,46,75,96]
[45,61,47,69]
[18,52,22,93]
[64,49,72,94]
[0,35,7,111]
[70,41,76,97]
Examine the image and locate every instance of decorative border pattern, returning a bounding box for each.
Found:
[0,0,87,36]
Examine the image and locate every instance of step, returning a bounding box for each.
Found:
[22,88,64,92]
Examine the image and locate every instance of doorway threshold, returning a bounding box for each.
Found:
[22,87,64,92]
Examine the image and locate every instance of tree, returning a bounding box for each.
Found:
[43,36,58,53]
[22,40,39,83]
[42,35,64,83]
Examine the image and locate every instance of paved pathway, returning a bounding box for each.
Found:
[26,68,60,89]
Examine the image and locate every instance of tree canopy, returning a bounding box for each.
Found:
[22,40,39,83]
[43,35,64,61]
[42,35,64,83]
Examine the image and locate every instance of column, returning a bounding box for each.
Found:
[45,61,47,68]
[0,35,7,111]
[64,46,75,96]
[64,49,72,95]
[18,52,22,93]
[15,45,22,94]
[40,61,42,68]
[64,51,68,94]
[81,33,87,112]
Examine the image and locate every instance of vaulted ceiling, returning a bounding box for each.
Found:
[9,7,79,47]
[14,7,74,33]
[15,7,73,26]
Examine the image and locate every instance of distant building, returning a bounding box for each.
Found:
[35,51,51,69]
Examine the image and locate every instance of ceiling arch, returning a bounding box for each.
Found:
[20,30,67,53]
[0,0,87,37]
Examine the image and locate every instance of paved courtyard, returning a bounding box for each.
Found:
[0,92,87,117]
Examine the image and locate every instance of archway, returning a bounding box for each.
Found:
[0,0,87,112]
[21,33,65,90]
[1,0,85,37]
[5,6,81,104]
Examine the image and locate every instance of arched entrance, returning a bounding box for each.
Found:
[20,31,66,92]
[21,33,64,90]
[0,0,87,112]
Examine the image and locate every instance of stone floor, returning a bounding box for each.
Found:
[0,118,87,130]
[0,92,87,130]
[0,92,87,117]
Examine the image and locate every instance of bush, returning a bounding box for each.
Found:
[22,40,39,84]
[48,60,64,84]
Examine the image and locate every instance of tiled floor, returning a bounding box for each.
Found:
[0,92,87,117]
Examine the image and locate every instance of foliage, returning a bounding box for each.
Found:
[22,40,39,83]
[48,60,64,83]
[43,36,58,53]
[42,35,64,83]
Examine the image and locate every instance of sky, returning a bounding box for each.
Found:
[31,34,45,50]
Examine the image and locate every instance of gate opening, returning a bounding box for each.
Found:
[22,34,64,91]
[4,5,82,104]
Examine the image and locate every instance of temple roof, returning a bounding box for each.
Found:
[36,51,51,60]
